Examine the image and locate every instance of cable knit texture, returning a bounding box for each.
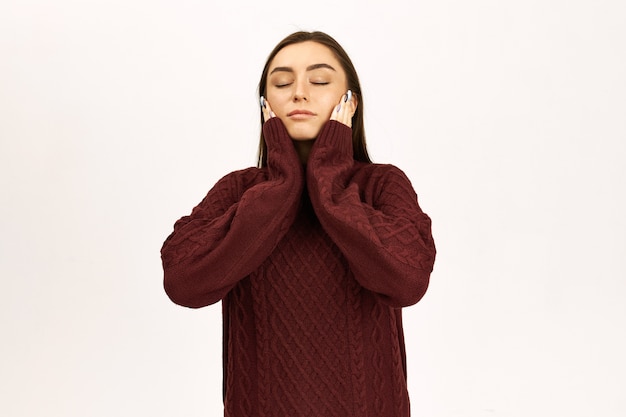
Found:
[161,118,436,417]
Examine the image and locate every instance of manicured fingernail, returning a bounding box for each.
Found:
[270,111,275,118]
[345,90,352,102]
[260,96,266,108]
[336,104,341,112]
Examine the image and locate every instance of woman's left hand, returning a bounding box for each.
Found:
[330,90,356,128]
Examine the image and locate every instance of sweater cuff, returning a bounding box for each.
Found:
[262,117,292,152]
[313,120,353,160]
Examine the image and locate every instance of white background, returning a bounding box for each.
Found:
[1,1,625,416]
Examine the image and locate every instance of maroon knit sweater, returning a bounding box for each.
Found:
[161,118,436,417]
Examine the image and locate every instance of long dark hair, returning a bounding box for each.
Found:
[257,31,371,167]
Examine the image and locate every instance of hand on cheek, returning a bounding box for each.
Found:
[330,90,356,128]
[260,96,276,123]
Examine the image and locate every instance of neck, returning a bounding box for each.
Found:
[292,139,315,164]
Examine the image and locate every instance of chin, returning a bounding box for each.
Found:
[285,124,322,141]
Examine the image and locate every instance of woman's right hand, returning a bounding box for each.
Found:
[260,96,276,123]
[260,95,303,182]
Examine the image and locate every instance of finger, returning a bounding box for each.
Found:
[331,91,355,128]
[260,96,275,122]
[260,96,268,122]
[330,92,347,122]
[342,91,355,127]
[342,94,356,127]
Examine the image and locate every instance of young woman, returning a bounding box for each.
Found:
[161,31,436,417]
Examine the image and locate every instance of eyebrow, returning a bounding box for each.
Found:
[269,63,336,75]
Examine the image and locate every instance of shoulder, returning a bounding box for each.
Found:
[214,166,268,189]
[350,163,419,206]
[351,162,414,187]
[196,166,268,208]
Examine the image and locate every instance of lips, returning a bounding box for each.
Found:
[287,109,316,117]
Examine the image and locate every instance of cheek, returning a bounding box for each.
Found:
[320,103,336,119]
[266,90,290,114]
[319,94,342,117]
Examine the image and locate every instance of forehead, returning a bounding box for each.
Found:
[269,41,343,72]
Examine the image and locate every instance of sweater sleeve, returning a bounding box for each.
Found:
[161,118,303,308]
[306,121,436,308]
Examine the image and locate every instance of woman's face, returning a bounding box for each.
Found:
[265,41,348,141]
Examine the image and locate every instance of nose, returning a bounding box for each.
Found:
[293,79,309,102]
